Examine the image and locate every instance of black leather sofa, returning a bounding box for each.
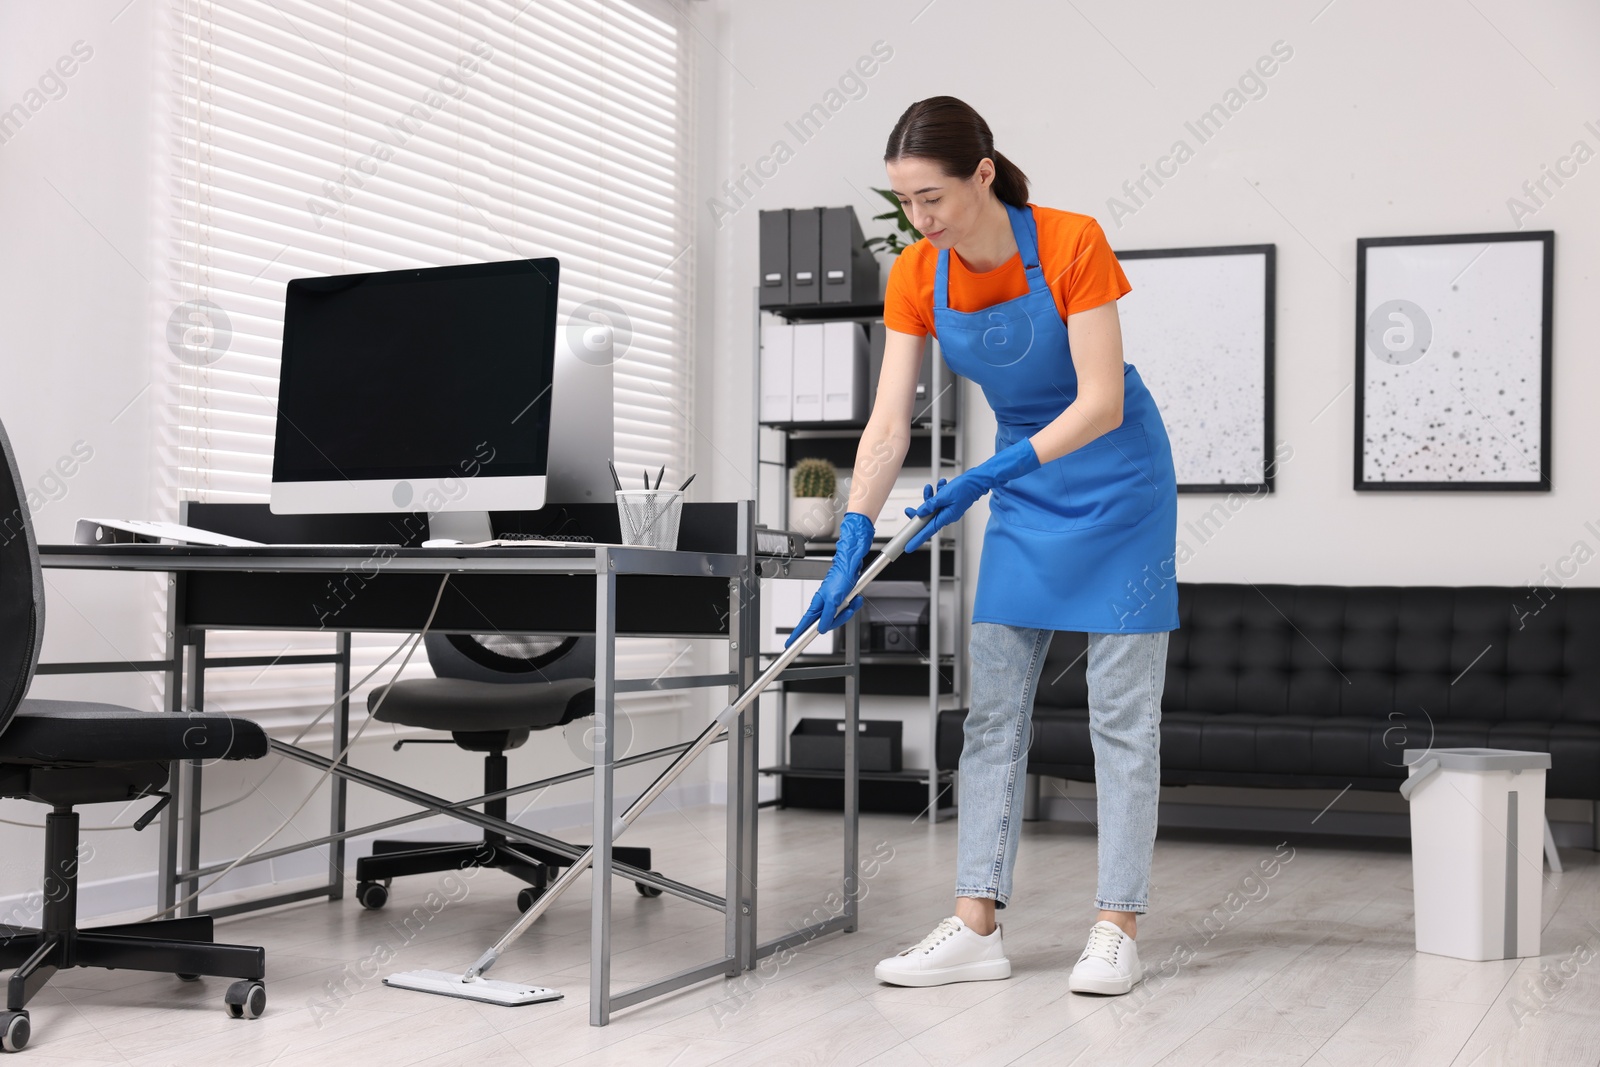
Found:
[937,583,1600,823]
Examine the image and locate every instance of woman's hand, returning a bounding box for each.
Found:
[786,511,876,646]
[902,438,1041,552]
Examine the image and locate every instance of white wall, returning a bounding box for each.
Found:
[692,0,1600,816]
[0,0,171,905]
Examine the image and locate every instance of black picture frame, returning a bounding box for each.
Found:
[1117,244,1276,494]
[1354,231,1554,491]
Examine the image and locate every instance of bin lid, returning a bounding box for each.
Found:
[1400,747,1551,772]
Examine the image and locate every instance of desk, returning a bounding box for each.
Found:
[37,501,863,1025]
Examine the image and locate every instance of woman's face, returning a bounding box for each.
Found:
[886,155,995,249]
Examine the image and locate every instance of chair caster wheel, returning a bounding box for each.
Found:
[176,973,202,982]
[516,886,546,913]
[0,1011,29,1053]
[224,980,266,1020]
[357,881,389,910]
[636,877,663,898]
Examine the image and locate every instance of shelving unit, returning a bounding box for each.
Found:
[750,287,966,821]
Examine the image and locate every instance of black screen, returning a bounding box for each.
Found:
[272,258,558,483]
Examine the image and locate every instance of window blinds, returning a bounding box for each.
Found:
[163,0,697,733]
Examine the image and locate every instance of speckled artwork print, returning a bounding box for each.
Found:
[1362,239,1545,484]
[1117,252,1268,486]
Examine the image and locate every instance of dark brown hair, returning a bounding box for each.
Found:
[884,96,1029,208]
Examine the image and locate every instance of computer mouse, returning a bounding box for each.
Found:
[421,537,465,547]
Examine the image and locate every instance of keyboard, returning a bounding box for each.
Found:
[423,534,658,549]
[494,531,596,543]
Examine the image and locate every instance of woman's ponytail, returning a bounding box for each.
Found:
[884,96,1030,208]
[988,149,1029,209]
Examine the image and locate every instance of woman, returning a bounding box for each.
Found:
[787,96,1178,996]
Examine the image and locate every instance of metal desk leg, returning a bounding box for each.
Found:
[180,631,206,918]
[843,613,860,932]
[591,558,617,1026]
[729,570,757,972]
[157,573,185,913]
[328,632,351,900]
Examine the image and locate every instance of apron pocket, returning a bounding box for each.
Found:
[988,423,1078,532]
[990,458,1078,531]
[1054,421,1158,529]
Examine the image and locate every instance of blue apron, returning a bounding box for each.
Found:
[932,201,1179,633]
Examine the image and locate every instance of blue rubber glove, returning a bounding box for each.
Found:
[786,511,875,647]
[903,438,1042,552]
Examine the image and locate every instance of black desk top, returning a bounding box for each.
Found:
[38,542,748,636]
[177,501,750,555]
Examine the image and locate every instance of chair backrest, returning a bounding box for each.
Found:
[0,415,45,737]
[422,631,595,686]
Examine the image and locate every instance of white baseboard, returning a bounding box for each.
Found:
[0,781,715,926]
[1035,794,1598,849]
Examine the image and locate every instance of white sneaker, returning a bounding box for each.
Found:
[874,915,1011,987]
[1068,919,1143,995]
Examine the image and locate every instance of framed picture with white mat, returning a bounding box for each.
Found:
[1354,231,1554,491]
[1116,244,1276,494]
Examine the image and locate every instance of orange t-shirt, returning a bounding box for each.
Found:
[883,203,1131,338]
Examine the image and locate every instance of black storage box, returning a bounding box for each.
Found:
[779,774,952,815]
[789,717,902,773]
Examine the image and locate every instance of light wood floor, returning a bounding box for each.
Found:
[13,802,1600,1066]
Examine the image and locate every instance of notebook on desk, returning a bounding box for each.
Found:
[76,519,400,549]
[78,518,266,547]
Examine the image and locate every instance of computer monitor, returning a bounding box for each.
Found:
[269,257,614,539]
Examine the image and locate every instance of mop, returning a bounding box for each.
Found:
[384,512,932,1006]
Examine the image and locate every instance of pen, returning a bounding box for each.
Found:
[643,469,650,489]
[677,473,696,492]
[655,464,665,489]
[607,459,622,492]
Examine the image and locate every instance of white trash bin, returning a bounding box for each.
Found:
[1400,747,1551,961]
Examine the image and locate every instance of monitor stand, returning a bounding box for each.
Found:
[428,511,493,544]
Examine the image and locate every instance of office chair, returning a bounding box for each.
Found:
[0,417,271,1053]
[354,631,660,913]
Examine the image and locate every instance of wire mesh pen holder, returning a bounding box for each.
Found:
[614,489,684,550]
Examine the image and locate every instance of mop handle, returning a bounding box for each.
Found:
[460,513,933,981]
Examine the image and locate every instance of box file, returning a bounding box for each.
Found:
[759,321,794,424]
[788,207,822,305]
[820,206,880,305]
[790,323,824,422]
[761,577,836,654]
[758,208,790,307]
[821,321,868,422]
[761,576,797,654]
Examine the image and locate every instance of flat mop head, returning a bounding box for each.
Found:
[384,969,563,1007]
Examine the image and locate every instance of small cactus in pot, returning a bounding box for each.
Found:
[789,457,841,539]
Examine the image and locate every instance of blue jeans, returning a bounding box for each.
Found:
[954,622,1168,914]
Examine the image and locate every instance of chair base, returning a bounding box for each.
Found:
[355,747,657,911]
[2,915,265,1011]
[0,808,267,1050]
